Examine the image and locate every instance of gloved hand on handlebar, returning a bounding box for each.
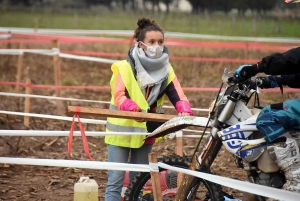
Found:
[233,64,258,81]
[257,75,283,94]
[258,75,280,89]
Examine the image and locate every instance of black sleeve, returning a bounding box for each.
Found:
[257,47,300,75]
[164,81,180,107]
[276,74,300,88]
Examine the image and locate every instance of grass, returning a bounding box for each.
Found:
[0,9,299,109]
[1,9,300,37]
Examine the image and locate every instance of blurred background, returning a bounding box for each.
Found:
[1,0,300,37]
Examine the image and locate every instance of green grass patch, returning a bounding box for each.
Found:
[1,10,300,37]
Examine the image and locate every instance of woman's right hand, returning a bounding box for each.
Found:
[132,107,145,122]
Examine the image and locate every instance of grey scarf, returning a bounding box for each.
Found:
[129,43,170,106]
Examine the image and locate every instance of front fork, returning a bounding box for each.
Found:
[174,99,237,201]
[197,99,236,169]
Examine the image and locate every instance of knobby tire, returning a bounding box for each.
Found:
[124,155,223,201]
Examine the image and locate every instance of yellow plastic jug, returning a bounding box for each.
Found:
[74,176,98,201]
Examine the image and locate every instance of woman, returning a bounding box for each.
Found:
[105,17,193,201]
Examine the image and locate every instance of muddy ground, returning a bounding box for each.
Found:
[0,41,294,201]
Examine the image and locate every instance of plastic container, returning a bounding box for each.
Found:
[74,176,98,201]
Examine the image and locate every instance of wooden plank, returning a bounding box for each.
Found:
[148,153,162,201]
[175,131,184,187]
[66,106,177,122]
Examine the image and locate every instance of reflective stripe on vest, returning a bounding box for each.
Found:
[106,121,146,133]
[106,104,147,133]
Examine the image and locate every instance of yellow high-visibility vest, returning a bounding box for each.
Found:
[105,60,175,148]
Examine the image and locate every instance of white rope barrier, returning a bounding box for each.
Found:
[0,156,296,200]
[1,27,300,43]
[0,48,117,63]
[59,53,118,64]
[0,92,210,112]
[0,49,23,55]
[0,130,147,136]
[0,33,11,39]
[0,110,209,137]
[0,92,111,104]
[0,157,150,172]
[159,162,299,201]
[0,48,59,55]
[0,110,106,124]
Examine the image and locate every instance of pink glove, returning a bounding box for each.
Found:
[120,99,144,122]
[120,99,139,111]
[175,101,194,116]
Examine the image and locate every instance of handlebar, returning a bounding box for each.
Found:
[227,76,266,94]
[229,76,265,86]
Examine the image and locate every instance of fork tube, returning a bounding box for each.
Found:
[197,99,237,169]
[218,99,236,123]
[210,99,236,138]
[174,96,238,201]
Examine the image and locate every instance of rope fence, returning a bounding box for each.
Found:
[1,28,300,200]
[0,156,297,200]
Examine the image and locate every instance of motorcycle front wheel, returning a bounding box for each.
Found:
[124,155,223,201]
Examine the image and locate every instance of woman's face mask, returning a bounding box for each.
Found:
[140,42,164,59]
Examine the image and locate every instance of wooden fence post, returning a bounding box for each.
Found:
[15,43,24,93]
[5,31,12,65]
[176,131,183,156]
[244,42,249,60]
[6,31,11,49]
[52,39,61,97]
[51,39,64,114]
[148,153,162,201]
[24,78,31,127]
[176,130,183,187]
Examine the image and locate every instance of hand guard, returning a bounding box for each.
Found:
[233,64,258,82]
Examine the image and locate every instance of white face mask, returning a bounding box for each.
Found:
[140,42,164,58]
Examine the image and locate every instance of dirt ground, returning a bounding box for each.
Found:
[0,41,289,201]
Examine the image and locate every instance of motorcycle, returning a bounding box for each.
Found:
[124,68,300,201]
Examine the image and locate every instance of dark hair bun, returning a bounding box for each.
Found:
[137,18,155,29]
[133,17,163,41]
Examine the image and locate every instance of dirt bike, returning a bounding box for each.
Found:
[124,69,300,201]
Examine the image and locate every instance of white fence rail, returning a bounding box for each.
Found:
[1,27,300,43]
[0,156,297,201]
[2,28,295,199]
